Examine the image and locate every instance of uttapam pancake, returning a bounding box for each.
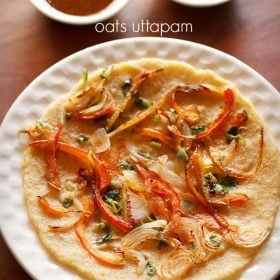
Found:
[22,58,280,280]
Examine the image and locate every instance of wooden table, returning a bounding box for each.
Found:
[0,0,279,279]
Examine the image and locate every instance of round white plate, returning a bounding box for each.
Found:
[171,0,231,8]
[0,37,279,280]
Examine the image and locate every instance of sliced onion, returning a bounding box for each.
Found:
[80,92,108,115]
[122,220,180,250]
[159,249,194,280]
[123,170,145,193]
[65,80,105,112]
[48,214,82,232]
[228,225,269,248]
[128,191,149,222]
[124,250,146,275]
[175,217,206,262]
[148,162,186,191]
[91,128,111,153]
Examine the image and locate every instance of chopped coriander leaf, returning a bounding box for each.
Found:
[135,97,151,109]
[82,68,88,89]
[100,68,107,79]
[146,261,157,277]
[190,124,205,135]
[100,66,113,80]
[98,222,107,230]
[62,198,73,208]
[76,134,89,144]
[218,176,237,193]
[118,160,134,170]
[121,79,132,96]
[209,234,222,248]
[226,126,247,144]
[103,188,122,214]
[65,181,77,192]
[205,174,237,195]
[150,141,161,149]
[176,149,188,161]
[96,231,113,244]
[153,114,160,121]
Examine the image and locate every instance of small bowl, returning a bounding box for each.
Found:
[29,0,130,25]
[171,0,231,8]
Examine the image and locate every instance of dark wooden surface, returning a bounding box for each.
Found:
[0,0,279,279]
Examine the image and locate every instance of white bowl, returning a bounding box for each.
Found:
[171,0,231,8]
[29,0,130,25]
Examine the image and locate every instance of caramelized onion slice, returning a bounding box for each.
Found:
[122,220,180,250]
[228,224,269,248]
[159,249,194,280]
[124,250,146,275]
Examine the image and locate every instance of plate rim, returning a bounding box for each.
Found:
[0,37,279,280]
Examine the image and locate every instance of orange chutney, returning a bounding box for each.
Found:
[47,0,114,16]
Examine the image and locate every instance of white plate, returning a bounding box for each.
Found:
[0,37,279,280]
[171,0,231,8]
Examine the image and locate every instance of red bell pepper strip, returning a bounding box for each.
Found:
[169,88,235,140]
[94,187,133,232]
[135,163,183,220]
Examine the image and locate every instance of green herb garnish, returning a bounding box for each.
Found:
[190,124,205,135]
[96,231,113,244]
[135,97,151,109]
[209,234,222,248]
[103,188,122,214]
[62,198,73,208]
[205,174,237,195]
[226,126,247,144]
[82,68,88,89]
[146,261,157,277]
[121,79,132,97]
[76,134,89,144]
[100,66,113,80]
[118,160,134,170]
[176,149,188,161]
[98,222,107,230]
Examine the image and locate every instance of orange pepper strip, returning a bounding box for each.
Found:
[45,125,62,190]
[37,196,67,217]
[74,222,124,267]
[137,128,175,150]
[30,140,94,169]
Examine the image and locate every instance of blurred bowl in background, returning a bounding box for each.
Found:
[171,0,231,8]
[29,0,130,25]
